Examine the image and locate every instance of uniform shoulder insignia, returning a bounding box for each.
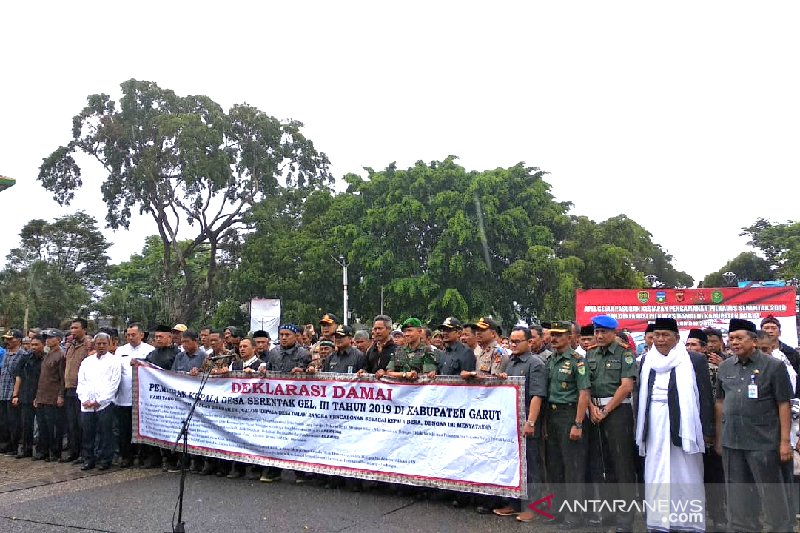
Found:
[578,365,586,375]
[573,352,582,359]
[624,352,634,364]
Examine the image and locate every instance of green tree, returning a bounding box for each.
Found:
[741,218,800,280]
[559,215,693,289]
[6,211,110,295]
[38,79,331,324]
[95,236,214,329]
[702,251,775,287]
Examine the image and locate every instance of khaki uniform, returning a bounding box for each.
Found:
[474,341,509,377]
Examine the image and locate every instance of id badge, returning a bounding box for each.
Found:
[748,384,758,399]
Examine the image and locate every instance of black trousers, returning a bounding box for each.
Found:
[35,404,63,458]
[20,402,35,453]
[64,388,82,457]
[586,403,637,528]
[0,400,20,452]
[115,405,133,462]
[703,446,726,524]
[546,405,588,522]
[722,447,793,533]
[81,406,114,466]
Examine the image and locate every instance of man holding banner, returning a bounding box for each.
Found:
[493,325,547,522]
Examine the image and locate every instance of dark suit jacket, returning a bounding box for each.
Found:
[641,350,715,448]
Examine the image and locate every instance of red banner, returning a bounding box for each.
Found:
[575,287,797,346]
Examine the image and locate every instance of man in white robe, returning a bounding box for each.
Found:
[636,318,714,532]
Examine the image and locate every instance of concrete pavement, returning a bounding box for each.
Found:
[0,455,547,533]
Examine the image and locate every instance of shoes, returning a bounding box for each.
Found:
[493,506,519,517]
[475,506,492,515]
[226,469,244,479]
[246,468,262,481]
[60,454,78,463]
[259,471,281,483]
[141,459,159,469]
[16,450,32,459]
[119,459,132,468]
[32,453,46,461]
[199,463,216,476]
[215,469,227,477]
[516,512,535,523]
[167,464,181,473]
[98,463,111,471]
[4,450,17,456]
[81,463,95,471]
[72,457,84,465]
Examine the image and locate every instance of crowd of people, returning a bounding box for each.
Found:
[0,311,798,532]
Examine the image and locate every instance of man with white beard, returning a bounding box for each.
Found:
[636,318,714,532]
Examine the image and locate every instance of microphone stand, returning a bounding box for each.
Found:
[171,362,214,533]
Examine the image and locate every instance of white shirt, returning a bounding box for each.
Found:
[77,351,122,412]
[115,342,155,406]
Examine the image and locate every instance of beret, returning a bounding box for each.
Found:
[591,315,618,330]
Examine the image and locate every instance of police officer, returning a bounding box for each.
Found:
[542,321,591,526]
[377,318,437,380]
[469,317,509,378]
[586,314,637,532]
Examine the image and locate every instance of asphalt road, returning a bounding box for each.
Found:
[0,455,563,533]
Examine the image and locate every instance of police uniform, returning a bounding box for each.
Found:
[717,319,793,532]
[475,341,509,376]
[586,315,638,530]
[546,345,591,524]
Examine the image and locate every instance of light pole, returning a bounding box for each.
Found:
[722,271,737,287]
[333,255,349,325]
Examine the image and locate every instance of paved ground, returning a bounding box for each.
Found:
[0,455,563,533]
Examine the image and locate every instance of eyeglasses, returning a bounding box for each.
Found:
[509,339,527,345]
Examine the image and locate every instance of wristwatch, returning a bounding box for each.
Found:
[572,422,583,429]
[525,421,535,427]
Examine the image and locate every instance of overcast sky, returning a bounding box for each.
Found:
[1,1,798,285]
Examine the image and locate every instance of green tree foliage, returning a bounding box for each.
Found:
[38,79,331,324]
[6,211,110,295]
[233,158,689,326]
[559,215,693,289]
[741,218,800,280]
[95,236,214,329]
[702,252,774,287]
[0,212,109,329]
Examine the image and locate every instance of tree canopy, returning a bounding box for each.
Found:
[38,79,331,324]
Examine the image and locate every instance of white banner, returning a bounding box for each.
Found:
[249,298,281,341]
[133,366,526,497]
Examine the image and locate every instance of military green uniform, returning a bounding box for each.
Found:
[387,343,437,373]
[546,347,590,524]
[586,341,638,529]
